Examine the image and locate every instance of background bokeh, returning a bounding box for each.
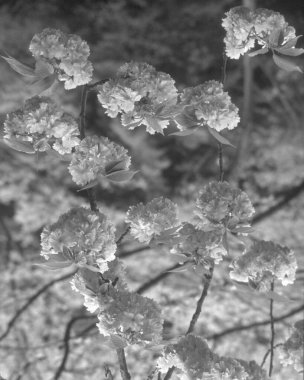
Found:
[0,0,304,379]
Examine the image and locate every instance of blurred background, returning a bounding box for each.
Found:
[0,0,304,379]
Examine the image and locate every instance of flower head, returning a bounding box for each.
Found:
[98,62,178,134]
[29,28,93,89]
[230,240,297,291]
[177,81,240,132]
[68,135,131,186]
[278,319,304,372]
[4,96,80,154]
[126,197,180,243]
[41,207,117,272]
[97,288,163,346]
[195,181,254,232]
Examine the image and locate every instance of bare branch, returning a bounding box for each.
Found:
[269,281,275,377]
[116,348,131,380]
[116,226,131,245]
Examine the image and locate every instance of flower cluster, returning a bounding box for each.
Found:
[157,335,267,380]
[41,207,117,272]
[4,96,80,154]
[97,62,178,134]
[177,81,240,132]
[229,240,297,291]
[68,135,131,186]
[222,7,296,59]
[170,223,227,265]
[29,28,93,89]
[278,319,304,372]
[125,197,180,243]
[97,288,163,346]
[195,181,255,232]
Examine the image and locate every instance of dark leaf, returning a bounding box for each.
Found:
[169,128,198,136]
[105,159,127,174]
[106,169,138,182]
[281,35,302,49]
[2,138,35,154]
[248,47,269,57]
[33,260,73,270]
[273,53,303,72]
[275,47,304,56]
[174,113,198,130]
[78,179,99,191]
[207,127,236,148]
[1,54,36,77]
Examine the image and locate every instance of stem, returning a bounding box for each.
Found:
[269,281,275,377]
[222,52,227,89]
[116,348,131,380]
[261,343,283,368]
[186,261,215,335]
[116,226,131,245]
[218,143,224,182]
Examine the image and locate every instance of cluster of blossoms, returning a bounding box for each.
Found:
[4,96,80,154]
[97,287,163,346]
[170,223,227,265]
[29,28,93,89]
[222,7,296,59]
[195,181,255,233]
[97,62,178,134]
[278,320,304,372]
[229,240,297,291]
[157,335,268,380]
[41,207,117,272]
[68,135,131,186]
[125,197,180,243]
[176,81,240,132]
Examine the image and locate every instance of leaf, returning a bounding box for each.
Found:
[105,158,127,174]
[34,59,54,77]
[2,138,35,154]
[106,169,138,182]
[169,128,198,136]
[174,113,198,130]
[269,28,284,48]
[248,47,269,57]
[30,74,57,95]
[33,260,73,270]
[1,54,36,77]
[78,179,99,191]
[110,334,127,349]
[207,127,236,148]
[275,47,304,56]
[273,53,303,73]
[281,35,302,49]
[145,116,165,135]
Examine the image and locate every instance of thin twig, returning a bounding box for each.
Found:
[118,245,150,258]
[261,343,283,368]
[0,270,77,342]
[207,303,304,340]
[116,226,131,245]
[222,52,228,88]
[218,143,224,182]
[116,348,131,380]
[269,281,275,377]
[186,261,215,334]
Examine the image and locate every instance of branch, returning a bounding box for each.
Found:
[218,143,224,182]
[261,343,283,369]
[116,226,131,245]
[118,245,150,258]
[116,348,131,380]
[0,270,77,342]
[53,314,95,380]
[208,303,304,340]
[269,281,275,377]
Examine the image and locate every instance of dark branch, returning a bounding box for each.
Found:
[116,348,131,380]
[269,281,275,377]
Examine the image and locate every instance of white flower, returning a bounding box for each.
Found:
[126,197,180,243]
[4,96,80,154]
[29,28,93,89]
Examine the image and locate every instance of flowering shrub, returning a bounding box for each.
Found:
[1,4,302,379]
[29,28,93,89]
[229,240,297,291]
[4,96,80,154]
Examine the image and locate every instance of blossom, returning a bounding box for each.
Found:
[97,62,178,134]
[222,7,297,59]
[125,197,180,243]
[195,181,254,232]
[229,240,297,291]
[68,135,131,186]
[170,223,227,265]
[4,96,80,154]
[157,335,215,379]
[177,81,240,132]
[41,207,117,272]
[278,319,304,372]
[29,28,93,89]
[97,288,163,345]
[212,356,249,380]
[222,6,256,59]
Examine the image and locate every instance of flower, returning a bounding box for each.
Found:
[278,319,304,372]
[176,81,240,132]
[222,6,256,59]
[170,223,227,265]
[98,62,178,134]
[4,96,80,154]
[229,240,297,291]
[41,207,117,272]
[68,135,131,186]
[195,181,254,232]
[29,28,93,89]
[97,288,163,345]
[125,197,180,243]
